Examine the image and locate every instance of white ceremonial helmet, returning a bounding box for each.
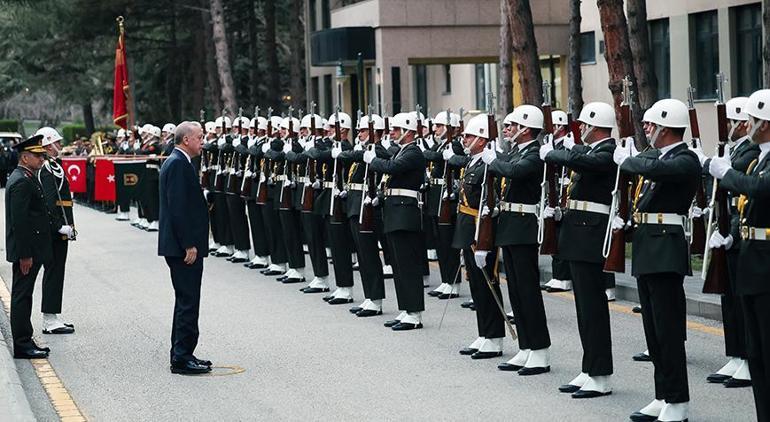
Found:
[391,112,418,132]
[280,117,300,133]
[236,116,250,129]
[204,121,216,134]
[328,112,352,129]
[726,97,749,121]
[503,112,516,126]
[745,89,770,122]
[268,116,283,130]
[357,114,385,130]
[141,123,154,134]
[509,105,544,129]
[300,114,324,129]
[642,108,654,123]
[149,125,162,138]
[256,116,268,131]
[433,111,455,127]
[577,102,616,129]
[552,110,568,126]
[214,116,232,129]
[35,127,63,146]
[463,114,490,139]
[117,128,126,138]
[646,99,689,129]
[162,123,176,134]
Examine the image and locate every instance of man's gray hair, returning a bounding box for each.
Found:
[174,121,201,145]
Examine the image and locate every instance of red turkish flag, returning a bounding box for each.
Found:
[113,23,130,129]
[61,158,87,193]
[94,158,116,202]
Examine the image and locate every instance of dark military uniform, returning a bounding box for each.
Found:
[545,138,616,377]
[720,144,770,420]
[266,137,305,276]
[243,136,271,264]
[622,142,701,404]
[550,139,573,284]
[6,164,54,354]
[224,137,251,256]
[140,139,162,226]
[38,157,75,315]
[259,138,289,270]
[211,136,234,250]
[450,154,505,341]
[489,140,551,352]
[369,142,426,314]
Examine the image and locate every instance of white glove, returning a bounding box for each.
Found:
[261,142,270,153]
[473,250,489,269]
[708,231,734,250]
[690,206,704,219]
[58,225,74,237]
[259,173,267,183]
[442,146,455,161]
[363,149,376,164]
[543,206,562,221]
[283,179,292,187]
[481,205,499,218]
[625,137,640,157]
[689,139,707,166]
[244,170,253,178]
[481,146,497,164]
[424,136,435,149]
[203,189,210,199]
[371,196,380,207]
[353,143,363,151]
[709,154,732,180]
[539,138,554,161]
[312,180,321,189]
[331,144,342,159]
[282,141,292,154]
[338,190,348,199]
[381,137,392,150]
[611,216,625,231]
[613,140,631,165]
[417,139,426,152]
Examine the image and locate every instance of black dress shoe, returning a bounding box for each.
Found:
[438,293,460,300]
[427,290,442,297]
[546,287,569,293]
[558,384,581,393]
[282,277,305,284]
[230,257,248,263]
[303,287,330,294]
[460,301,474,309]
[632,305,642,314]
[724,377,751,388]
[225,256,234,261]
[571,389,612,399]
[262,269,286,276]
[14,348,49,359]
[193,357,213,367]
[498,362,523,371]
[322,295,334,301]
[384,319,400,328]
[64,323,74,328]
[356,309,382,317]
[391,322,422,331]
[170,360,212,375]
[276,275,289,282]
[459,347,479,356]
[633,352,652,362]
[328,297,354,305]
[469,303,476,311]
[471,350,502,359]
[349,306,363,314]
[628,411,658,422]
[33,343,51,353]
[706,373,731,383]
[506,314,516,324]
[518,366,550,376]
[43,326,75,334]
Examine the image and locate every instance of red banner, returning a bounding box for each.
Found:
[113,20,130,129]
[61,158,87,193]
[94,159,116,202]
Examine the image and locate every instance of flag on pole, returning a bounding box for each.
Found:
[113,16,130,129]
[94,158,117,202]
[61,157,87,193]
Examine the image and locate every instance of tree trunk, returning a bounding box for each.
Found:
[264,0,281,111]
[597,0,646,149]
[505,0,542,105]
[499,0,513,114]
[201,0,222,113]
[568,0,584,115]
[248,0,260,102]
[166,4,182,121]
[289,0,306,109]
[627,0,657,109]
[209,0,238,115]
[191,21,206,116]
[764,0,770,87]
[82,102,94,135]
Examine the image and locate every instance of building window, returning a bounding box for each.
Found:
[323,74,332,116]
[580,32,596,64]
[321,0,331,29]
[443,64,452,94]
[475,64,485,110]
[414,65,428,111]
[391,67,401,114]
[691,11,719,100]
[649,18,670,99]
[734,4,762,96]
[309,0,317,31]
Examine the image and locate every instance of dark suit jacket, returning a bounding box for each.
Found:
[5,166,53,263]
[158,149,210,258]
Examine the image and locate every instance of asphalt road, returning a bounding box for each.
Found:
[0,199,757,421]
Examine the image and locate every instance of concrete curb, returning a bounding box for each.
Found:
[0,316,36,422]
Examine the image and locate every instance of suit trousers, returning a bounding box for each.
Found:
[246,200,270,257]
[463,247,505,339]
[569,261,613,376]
[225,194,251,251]
[212,192,233,246]
[302,213,328,277]
[261,200,287,265]
[279,209,305,269]
[551,256,572,281]
[41,238,68,314]
[166,256,203,363]
[742,293,770,422]
[723,249,747,358]
[350,219,385,300]
[502,245,550,350]
[637,272,689,403]
[433,217,461,285]
[143,169,160,222]
[11,261,44,352]
[328,219,354,287]
[387,230,426,312]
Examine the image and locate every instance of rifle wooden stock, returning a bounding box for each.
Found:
[703,101,730,294]
[603,99,633,273]
[476,113,497,252]
[540,103,559,256]
[240,154,254,197]
[360,118,377,234]
[688,107,707,255]
[438,122,455,225]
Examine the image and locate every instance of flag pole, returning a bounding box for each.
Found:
[116,16,135,131]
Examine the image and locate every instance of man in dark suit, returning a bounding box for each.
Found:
[157,121,211,375]
[5,135,54,359]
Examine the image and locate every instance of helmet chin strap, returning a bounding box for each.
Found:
[510,125,526,143]
[727,121,737,142]
[649,125,664,148]
[463,136,480,155]
[581,125,594,143]
[394,130,407,146]
[748,117,763,143]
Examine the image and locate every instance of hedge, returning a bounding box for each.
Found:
[0,119,20,132]
[60,124,89,143]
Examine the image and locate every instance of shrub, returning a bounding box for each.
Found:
[0,119,20,132]
[60,124,88,144]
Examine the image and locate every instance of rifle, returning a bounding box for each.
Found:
[227,107,244,194]
[458,107,465,133]
[567,98,583,146]
[438,109,455,225]
[199,109,210,189]
[279,106,295,210]
[301,102,317,212]
[359,105,376,233]
[329,107,346,224]
[602,76,634,273]
[213,108,227,192]
[255,107,273,204]
[416,104,424,140]
[702,73,730,294]
[539,81,559,255]
[475,93,497,252]
[687,86,707,256]
[240,106,259,197]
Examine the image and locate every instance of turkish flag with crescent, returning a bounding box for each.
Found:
[61,157,87,193]
[113,21,130,129]
[94,158,117,202]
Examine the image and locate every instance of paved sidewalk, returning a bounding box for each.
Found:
[0,289,36,422]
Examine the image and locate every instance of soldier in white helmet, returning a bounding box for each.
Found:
[243,114,271,270]
[210,115,235,257]
[134,125,163,232]
[222,115,252,264]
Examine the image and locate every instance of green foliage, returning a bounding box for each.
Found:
[60,123,88,143]
[0,119,20,132]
